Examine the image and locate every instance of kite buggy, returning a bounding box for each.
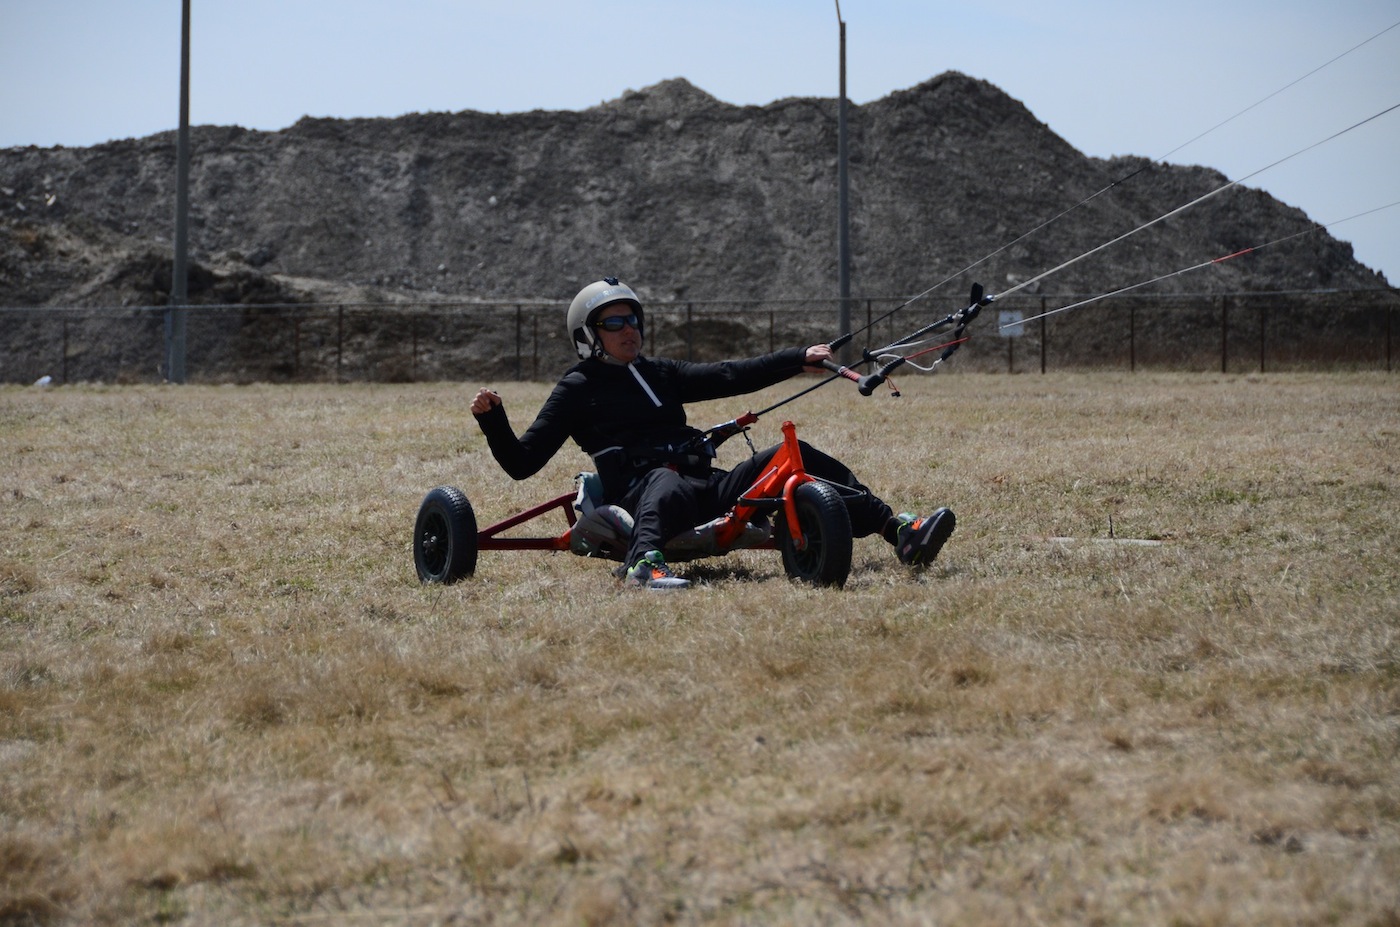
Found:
[413,281,989,589]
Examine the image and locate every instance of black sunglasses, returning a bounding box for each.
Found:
[592,313,641,332]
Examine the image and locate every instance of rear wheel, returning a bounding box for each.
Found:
[414,486,478,583]
[778,480,852,588]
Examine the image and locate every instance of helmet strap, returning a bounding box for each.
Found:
[596,344,629,365]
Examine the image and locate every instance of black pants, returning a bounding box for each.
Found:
[619,440,894,567]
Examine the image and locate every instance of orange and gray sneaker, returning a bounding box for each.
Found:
[625,550,691,590]
[895,508,956,566]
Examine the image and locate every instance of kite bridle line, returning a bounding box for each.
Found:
[985,100,1400,313]
[824,22,1400,356]
[695,100,1400,447]
[826,99,1400,374]
[1002,199,1400,332]
[736,196,1400,442]
[699,196,1398,453]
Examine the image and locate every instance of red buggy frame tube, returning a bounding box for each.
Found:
[478,491,576,551]
[732,420,813,545]
[777,422,815,545]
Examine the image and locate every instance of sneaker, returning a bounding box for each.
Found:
[625,550,691,590]
[895,508,956,565]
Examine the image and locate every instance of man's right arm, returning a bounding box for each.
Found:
[472,383,574,480]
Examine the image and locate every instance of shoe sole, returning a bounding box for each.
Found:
[625,569,691,590]
[624,578,691,590]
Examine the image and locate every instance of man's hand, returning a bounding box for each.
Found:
[470,388,502,416]
[802,344,833,373]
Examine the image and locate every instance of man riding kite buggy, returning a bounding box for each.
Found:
[468,277,956,589]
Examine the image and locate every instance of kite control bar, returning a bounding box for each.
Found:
[816,334,898,396]
[686,284,994,457]
[820,283,994,395]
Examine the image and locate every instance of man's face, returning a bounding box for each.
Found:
[594,303,642,364]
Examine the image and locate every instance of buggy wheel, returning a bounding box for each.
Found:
[778,480,852,588]
[414,486,478,583]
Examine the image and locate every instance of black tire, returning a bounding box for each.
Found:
[414,486,478,583]
[778,480,852,588]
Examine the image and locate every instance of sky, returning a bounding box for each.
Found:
[3,0,1398,285]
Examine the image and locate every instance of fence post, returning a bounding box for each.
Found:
[1221,295,1230,374]
[62,316,70,384]
[336,305,344,383]
[515,305,523,380]
[687,303,694,362]
[1040,297,1047,374]
[293,315,301,380]
[1129,302,1136,373]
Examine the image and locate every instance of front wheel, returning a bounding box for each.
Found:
[414,486,478,583]
[778,480,852,588]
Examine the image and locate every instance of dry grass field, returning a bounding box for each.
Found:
[1,372,1397,926]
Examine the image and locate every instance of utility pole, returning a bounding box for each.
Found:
[835,1,851,360]
[166,0,191,383]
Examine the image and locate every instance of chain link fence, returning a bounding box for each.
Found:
[2,289,1396,385]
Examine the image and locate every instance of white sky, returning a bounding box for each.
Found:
[3,0,1397,283]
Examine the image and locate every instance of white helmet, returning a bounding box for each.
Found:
[566,277,643,361]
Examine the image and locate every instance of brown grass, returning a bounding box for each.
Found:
[1,372,1397,925]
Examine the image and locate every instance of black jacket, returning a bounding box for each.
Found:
[475,348,808,484]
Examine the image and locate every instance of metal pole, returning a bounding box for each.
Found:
[835,3,851,360]
[166,0,191,383]
[1377,299,1388,372]
[1221,295,1229,374]
[1040,297,1047,374]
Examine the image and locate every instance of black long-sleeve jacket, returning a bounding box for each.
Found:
[475,348,808,483]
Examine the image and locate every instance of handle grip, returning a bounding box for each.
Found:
[705,411,760,448]
[820,358,862,383]
[822,357,905,396]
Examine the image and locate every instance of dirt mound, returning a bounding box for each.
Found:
[0,72,1388,380]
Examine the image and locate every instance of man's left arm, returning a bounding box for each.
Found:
[672,346,812,402]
